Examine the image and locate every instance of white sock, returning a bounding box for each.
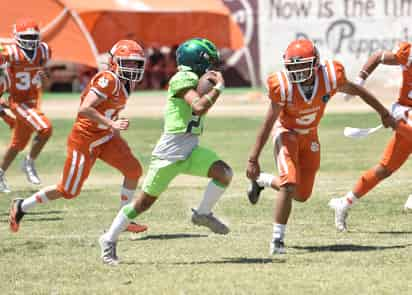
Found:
[344,191,358,208]
[21,190,49,213]
[256,173,275,188]
[105,205,135,242]
[196,180,226,215]
[120,187,135,207]
[272,223,286,241]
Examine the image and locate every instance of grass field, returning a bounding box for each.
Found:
[1,103,412,294]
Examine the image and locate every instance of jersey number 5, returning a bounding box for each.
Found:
[296,112,317,126]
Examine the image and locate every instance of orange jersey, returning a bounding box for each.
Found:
[267,60,346,131]
[393,42,412,107]
[71,71,129,148]
[0,42,51,105]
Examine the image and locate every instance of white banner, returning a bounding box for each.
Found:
[258,0,412,85]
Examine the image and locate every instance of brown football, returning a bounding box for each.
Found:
[197,73,216,96]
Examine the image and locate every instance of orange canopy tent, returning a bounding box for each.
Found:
[0,0,98,67]
[0,0,243,68]
[72,0,244,53]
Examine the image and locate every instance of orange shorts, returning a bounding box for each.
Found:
[274,127,320,202]
[380,130,412,172]
[57,133,142,199]
[9,102,52,151]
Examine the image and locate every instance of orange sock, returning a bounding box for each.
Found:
[353,168,381,198]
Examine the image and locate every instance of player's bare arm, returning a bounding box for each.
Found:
[358,50,399,81]
[338,81,396,129]
[247,100,281,180]
[181,71,224,115]
[78,91,128,133]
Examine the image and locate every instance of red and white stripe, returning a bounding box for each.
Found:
[275,71,293,105]
[64,150,86,196]
[5,45,14,62]
[17,103,49,131]
[90,87,108,99]
[89,134,113,153]
[40,42,50,62]
[11,45,19,62]
[321,60,338,93]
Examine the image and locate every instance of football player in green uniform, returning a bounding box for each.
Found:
[99,38,232,265]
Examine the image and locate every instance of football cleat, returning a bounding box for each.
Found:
[0,170,11,193]
[21,156,41,185]
[99,235,119,265]
[404,195,412,211]
[247,180,264,205]
[191,208,230,235]
[270,238,286,255]
[126,222,148,233]
[328,197,349,232]
[9,198,25,232]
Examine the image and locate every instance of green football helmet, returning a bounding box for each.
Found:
[176,38,220,76]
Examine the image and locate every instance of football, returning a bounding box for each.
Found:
[197,72,216,96]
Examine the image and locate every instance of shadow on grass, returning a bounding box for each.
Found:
[136,233,208,240]
[358,231,412,235]
[169,257,284,265]
[0,217,63,223]
[0,210,64,217]
[291,243,412,252]
[123,257,284,265]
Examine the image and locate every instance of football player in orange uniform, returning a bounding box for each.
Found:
[329,42,412,231]
[246,39,396,254]
[0,97,16,129]
[0,63,16,128]
[8,40,147,234]
[0,18,52,193]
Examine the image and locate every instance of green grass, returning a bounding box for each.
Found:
[40,87,263,101]
[1,113,412,294]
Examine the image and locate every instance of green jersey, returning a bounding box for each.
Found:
[164,66,204,135]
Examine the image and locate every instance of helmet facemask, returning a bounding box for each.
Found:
[284,56,317,84]
[15,31,40,51]
[115,56,145,82]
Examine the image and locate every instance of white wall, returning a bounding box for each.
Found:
[258,0,411,87]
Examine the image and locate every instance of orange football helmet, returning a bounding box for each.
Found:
[14,18,40,50]
[109,40,145,82]
[283,39,319,83]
